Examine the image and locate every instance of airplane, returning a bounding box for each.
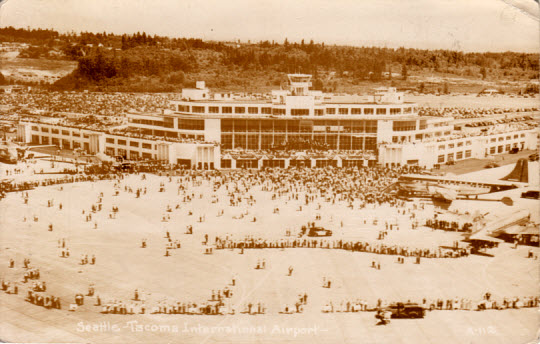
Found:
[397,159,529,201]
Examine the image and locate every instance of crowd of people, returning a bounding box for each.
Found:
[209,165,407,207]
[224,149,378,160]
[1,256,63,310]
[418,106,538,119]
[25,290,62,309]
[0,91,176,116]
[100,278,240,315]
[322,294,540,313]
[0,173,116,198]
[1,279,18,295]
[0,156,537,323]
[1,89,537,119]
[425,218,473,232]
[212,235,468,259]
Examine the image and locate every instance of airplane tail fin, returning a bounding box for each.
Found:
[501,158,528,183]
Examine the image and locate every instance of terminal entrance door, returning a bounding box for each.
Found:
[262,159,285,168]
[237,159,258,169]
[290,159,309,168]
[177,159,191,169]
[316,160,337,168]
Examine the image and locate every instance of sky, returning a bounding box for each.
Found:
[0,0,538,52]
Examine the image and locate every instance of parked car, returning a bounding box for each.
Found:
[307,227,332,237]
[385,302,425,319]
[510,147,519,154]
[521,190,540,200]
[528,153,539,161]
[484,162,500,168]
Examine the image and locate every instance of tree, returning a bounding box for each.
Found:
[312,78,323,90]
[524,83,539,94]
[480,67,487,80]
[402,63,408,80]
[121,35,127,50]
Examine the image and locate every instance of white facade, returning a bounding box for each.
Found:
[19,121,220,168]
[15,73,539,170]
[379,129,537,168]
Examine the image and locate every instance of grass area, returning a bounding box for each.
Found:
[0,57,77,72]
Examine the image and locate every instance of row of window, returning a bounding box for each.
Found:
[130,117,204,131]
[392,121,417,132]
[220,119,378,133]
[177,104,414,116]
[32,134,156,152]
[438,134,526,152]
[31,135,89,150]
[178,119,204,130]
[488,143,524,154]
[438,141,473,150]
[180,105,273,115]
[489,133,525,143]
[438,150,472,163]
[105,137,153,149]
[130,118,174,128]
[36,126,89,138]
[437,141,526,163]
[36,127,89,138]
[135,128,202,140]
[291,109,309,116]
[223,159,371,169]
[104,147,154,160]
[221,133,377,151]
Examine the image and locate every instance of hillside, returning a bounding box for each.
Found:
[0,27,538,93]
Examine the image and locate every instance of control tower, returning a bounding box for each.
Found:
[288,74,312,96]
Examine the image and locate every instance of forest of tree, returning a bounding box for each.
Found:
[1,26,538,92]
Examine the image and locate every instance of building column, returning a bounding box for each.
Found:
[88,133,102,154]
[156,142,170,163]
[16,124,31,144]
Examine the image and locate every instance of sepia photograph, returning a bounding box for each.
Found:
[0,0,539,343]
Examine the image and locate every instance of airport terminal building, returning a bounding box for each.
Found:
[16,74,538,169]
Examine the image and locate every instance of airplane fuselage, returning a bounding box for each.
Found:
[398,174,517,200]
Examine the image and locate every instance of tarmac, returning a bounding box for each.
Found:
[0,161,538,343]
